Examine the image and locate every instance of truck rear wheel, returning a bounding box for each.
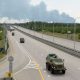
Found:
[50,68,54,74]
[62,70,65,74]
[46,63,50,71]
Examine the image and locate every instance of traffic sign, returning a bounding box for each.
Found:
[8,56,14,62]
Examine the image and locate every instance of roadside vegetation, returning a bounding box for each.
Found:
[16,22,80,42]
[0,25,6,59]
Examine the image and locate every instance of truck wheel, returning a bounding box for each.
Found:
[46,63,50,71]
[62,70,65,74]
[50,68,54,74]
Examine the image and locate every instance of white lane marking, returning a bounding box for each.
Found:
[44,70,46,73]
[13,37,38,75]
[47,75,51,78]
[13,30,45,80]
[24,66,39,69]
[13,40,31,75]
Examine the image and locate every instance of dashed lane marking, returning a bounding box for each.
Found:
[13,37,45,80]
[47,75,51,78]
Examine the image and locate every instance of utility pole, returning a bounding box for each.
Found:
[73,22,76,51]
[53,22,54,42]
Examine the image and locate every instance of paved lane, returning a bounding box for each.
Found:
[14,30,80,80]
[0,31,29,78]
[16,26,80,51]
[6,31,44,80]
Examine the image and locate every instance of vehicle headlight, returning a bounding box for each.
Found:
[54,66,56,68]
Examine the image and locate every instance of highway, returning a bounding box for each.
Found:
[0,31,45,80]
[16,26,80,51]
[0,31,30,78]
[10,29,80,80]
[0,28,80,80]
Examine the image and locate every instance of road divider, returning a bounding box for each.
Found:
[14,27,80,58]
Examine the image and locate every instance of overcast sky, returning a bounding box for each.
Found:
[0,0,80,23]
[31,0,80,18]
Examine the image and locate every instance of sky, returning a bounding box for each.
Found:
[0,0,80,23]
[31,0,80,18]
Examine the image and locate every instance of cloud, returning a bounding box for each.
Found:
[0,0,75,23]
[0,17,29,23]
[28,2,75,23]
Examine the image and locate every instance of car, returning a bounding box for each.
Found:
[12,32,14,36]
[20,38,25,43]
[46,54,66,74]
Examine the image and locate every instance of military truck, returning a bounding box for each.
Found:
[46,54,66,74]
[20,38,25,43]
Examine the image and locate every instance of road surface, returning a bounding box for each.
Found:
[16,26,80,51]
[12,30,80,80]
[0,31,43,80]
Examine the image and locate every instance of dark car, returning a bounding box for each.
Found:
[12,32,14,36]
[20,38,25,43]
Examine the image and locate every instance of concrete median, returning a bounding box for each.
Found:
[15,27,80,58]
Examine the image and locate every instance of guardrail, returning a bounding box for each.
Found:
[15,27,80,58]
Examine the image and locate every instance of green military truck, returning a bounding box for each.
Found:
[46,54,66,74]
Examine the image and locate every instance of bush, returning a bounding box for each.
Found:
[78,33,80,39]
[0,35,2,40]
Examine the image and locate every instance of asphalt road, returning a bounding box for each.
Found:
[12,30,80,80]
[0,31,29,79]
[16,26,80,51]
[8,31,44,80]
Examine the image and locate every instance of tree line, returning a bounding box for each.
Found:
[16,22,80,34]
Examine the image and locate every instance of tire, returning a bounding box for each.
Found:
[62,70,65,74]
[50,67,54,74]
[20,41,24,43]
[51,70,54,74]
[46,63,50,71]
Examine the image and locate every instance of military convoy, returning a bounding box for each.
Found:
[46,53,66,74]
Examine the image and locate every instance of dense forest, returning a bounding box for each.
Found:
[16,22,80,41]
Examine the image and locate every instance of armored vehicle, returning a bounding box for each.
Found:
[46,54,66,74]
[20,38,25,43]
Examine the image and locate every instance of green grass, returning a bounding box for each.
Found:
[0,52,6,59]
[0,30,4,48]
[40,31,80,42]
[0,40,4,48]
[0,27,6,59]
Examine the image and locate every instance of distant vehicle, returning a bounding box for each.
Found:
[10,26,15,31]
[46,54,66,74]
[12,32,14,36]
[20,38,25,43]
